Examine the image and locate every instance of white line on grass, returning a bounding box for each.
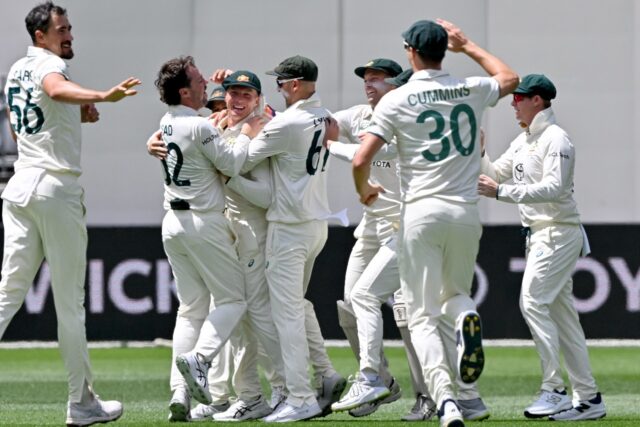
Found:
[1,338,639,349]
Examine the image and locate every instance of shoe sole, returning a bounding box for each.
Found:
[457,312,484,384]
[549,412,606,421]
[524,407,572,419]
[348,388,400,417]
[464,411,490,421]
[332,388,391,412]
[168,401,190,422]
[319,377,347,417]
[264,407,323,422]
[175,356,212,405]
[66,410,123,427]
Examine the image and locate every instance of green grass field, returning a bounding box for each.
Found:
[0,345,638,426]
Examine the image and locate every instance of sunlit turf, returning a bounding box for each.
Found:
[0,345,638,425]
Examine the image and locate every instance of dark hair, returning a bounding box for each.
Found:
[416,49,445,64]
[155,56,195,106]
[25,2,67,43]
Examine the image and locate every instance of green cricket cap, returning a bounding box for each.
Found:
[266,55,318,82]
[402,20,448,58]
[354,58,402,79]
[222,70,262,94]
[208,86,226,102]
[384,69,413,87]
[513,74,557,100]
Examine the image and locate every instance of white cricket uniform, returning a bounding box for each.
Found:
[238,94,336,407]
[367,69,500,405]
[481,108,598,401]
[158,105,249,392]
[0,46,93,403]
[330,105,401,378]
[217,119,286,401]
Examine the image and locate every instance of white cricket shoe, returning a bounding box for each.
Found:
[331,374,390,412]
[189,401,230,421]
[524,389,572,418]
[168,387,190,422]
[66,396,123,427]
[401,393,437,421]
[348,376,401,417]
[262,401,322,422]
[458,397,490,421]
[175,352,212,405]
[315,372,346,416]
[213,395,273,421]
[438,399,465,427]
[456,311,485,384]
[549,392,606,421]
[269,385,287,411]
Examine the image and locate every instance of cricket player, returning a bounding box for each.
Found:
[153,56,268,420]
[232,55,343,423]
[205,85,226,113]
[0,2,139,425]
[353,19,518,427]
[204,70,284,421]
[327,59,416,417]
[478,74,605,421]
[147,67,342,420]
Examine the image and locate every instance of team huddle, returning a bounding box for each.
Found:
[0,2,606,427]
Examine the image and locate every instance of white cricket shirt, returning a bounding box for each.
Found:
[240,94,331,224]
[367,69,500,204]
[4,46,81,175]
[159,105,248,212]
[481,108,581,227]
[219,118,271,220]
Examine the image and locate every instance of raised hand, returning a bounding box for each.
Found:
[436,18,469,53]
[209,69,234,85]
[104,77,141,102]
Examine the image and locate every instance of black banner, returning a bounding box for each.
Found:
[1,225,638,340]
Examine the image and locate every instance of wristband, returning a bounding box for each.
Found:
[495,184,500,200]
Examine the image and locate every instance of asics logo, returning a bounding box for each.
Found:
[546,395,563,404]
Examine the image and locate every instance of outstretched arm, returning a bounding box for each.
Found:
[43,73,141,104]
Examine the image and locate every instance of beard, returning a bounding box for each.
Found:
[60,46,74,59]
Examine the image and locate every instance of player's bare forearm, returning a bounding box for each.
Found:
[43,74,141,104]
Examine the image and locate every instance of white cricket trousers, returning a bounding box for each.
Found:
[0,190,92,403]
[348,235,398,376]
[162,209,246,391]
[521,224,598,401]
[399,198,481,407]
[227,215,286,401]
[265,220,329,407]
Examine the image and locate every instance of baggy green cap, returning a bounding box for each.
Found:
[513,74,557,100]
[354,58,402,79]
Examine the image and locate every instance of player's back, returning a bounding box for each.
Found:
[371,69,499,204]
[252,95,332,223]
[159,106,226,213]
[4,47,81,174]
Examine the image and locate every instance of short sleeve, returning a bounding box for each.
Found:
[35,55,69,85]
